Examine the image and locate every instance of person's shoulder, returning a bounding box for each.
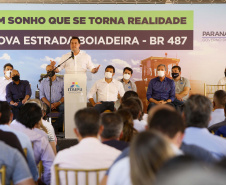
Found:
[21,80,30,84]
[149,77,158,83]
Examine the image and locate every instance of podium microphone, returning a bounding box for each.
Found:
[71,51,74,59]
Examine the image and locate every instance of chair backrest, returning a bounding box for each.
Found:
[23,148,27,157]
[0,165,6,185]
[204,83,226,101]
[54,164,108,185]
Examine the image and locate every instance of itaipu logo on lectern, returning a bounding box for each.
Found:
[68,82,82,92]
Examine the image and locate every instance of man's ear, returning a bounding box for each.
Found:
[74,128,80,138]
[98,125,104,136]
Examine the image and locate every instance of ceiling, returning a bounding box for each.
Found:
[0,0,225,4]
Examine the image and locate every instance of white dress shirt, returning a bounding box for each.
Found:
[208,109,225,128]
[87,78,125,102]
[58,50,94,74]
[133,119,147,132]
[218,77,226,85]
[0,76,12,101]
[51,137,121,185]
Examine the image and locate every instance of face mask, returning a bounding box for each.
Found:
[123,74,130,80]
[105,72,113,79]
[172,73,179,79]
[5,71,11,78]
[157,71,165,77]
[12,75,20,81]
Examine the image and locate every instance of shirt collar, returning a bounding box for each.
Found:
[102,78,115,83]
[121,78,131,84]
[157,76,166,82]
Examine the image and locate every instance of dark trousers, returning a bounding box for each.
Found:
[10,102,23,120]
[46,103,64,131]
[147,102,175,113]
[172,99,185,113]
[94,101,114,113]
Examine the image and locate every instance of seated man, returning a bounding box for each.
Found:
[10,103,55,185]
[171,65,190,106]
[6,69,31,120]
[146,64,175,112]
[208,102,226,133]
[119,67,137,92]
[183,95,226,160]
[88,65,125,113]
[218,68,226,85]
[101,113,129,151]
[51,108,121,185]
[0,101,38,181]
[0,63,13,101]
[208,90,226,128]
[39,65,64,132]
[0,141,35,185]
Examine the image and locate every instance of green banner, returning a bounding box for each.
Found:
[0,10,193,30]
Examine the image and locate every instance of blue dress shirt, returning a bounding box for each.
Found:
[146,77,175,101]
[183,127,226,160]
[6,80,31,103]
[0,125,38,181]
[39,77,64,103]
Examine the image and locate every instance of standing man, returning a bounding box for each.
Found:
[146,64,175,112]
[6,69,31,119]
[88,65,125,113]
[50,36,100,74]
[119,67,137,92]
[0,63,13,101]
[39,65,64,132]
[171,65,190,106]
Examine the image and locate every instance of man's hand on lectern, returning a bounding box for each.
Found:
[91,65,100,74]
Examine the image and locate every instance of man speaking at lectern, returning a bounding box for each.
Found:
[50,36,100,74]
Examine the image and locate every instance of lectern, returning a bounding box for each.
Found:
[64,73,87,138]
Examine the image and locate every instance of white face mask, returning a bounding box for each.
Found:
[5,71,12,78]
[157,71,165,77]
[105,72,113,79]
[123,74,131,80]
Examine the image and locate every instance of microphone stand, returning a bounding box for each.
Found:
[39,52,74,124]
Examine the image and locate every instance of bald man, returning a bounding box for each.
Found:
[6,70,31,120]
[39,65,64,132]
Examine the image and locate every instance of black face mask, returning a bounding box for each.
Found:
[225,72,226,77]
[12,75,20,81]
[172,73,179,79]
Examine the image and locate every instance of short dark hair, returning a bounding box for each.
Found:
[0,101,11,124]
[172,66,181,72]
[16,103,42,129]
[119,98,141,119]
[184,95,212,128]
[214,90,226,106]
[70,36,80,44]
[101,113,123,139]
[105,65,115,73]
[74,108,100,137]
[123,67,133,74]
[148,109,185,138]
[3,63,13,71]
[121,91,139,103]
